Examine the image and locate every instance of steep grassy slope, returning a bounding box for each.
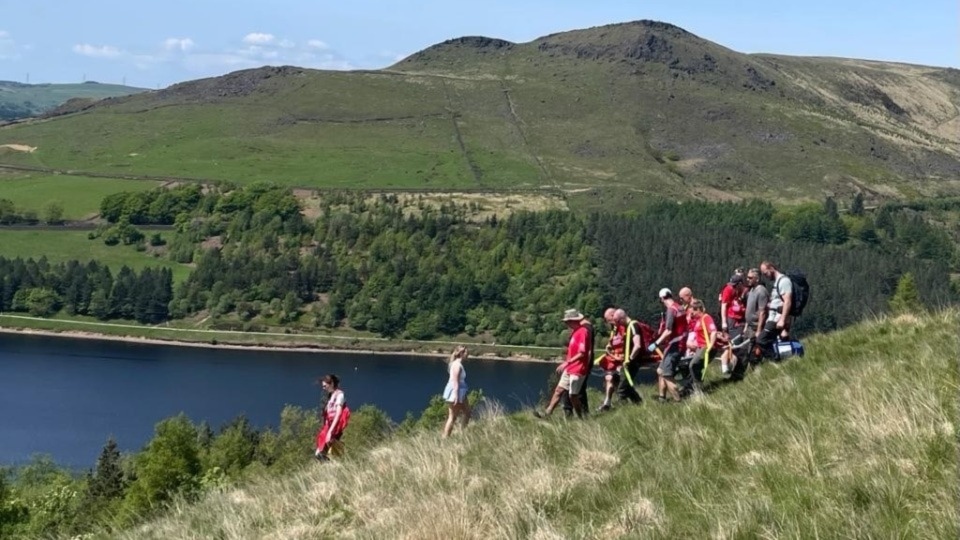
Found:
[0,21,956,203]
[0,81,147,120]
[115,312,959,539]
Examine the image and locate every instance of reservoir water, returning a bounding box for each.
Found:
[0,333,558,468]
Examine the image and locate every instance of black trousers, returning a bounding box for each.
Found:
[616,362,642,403]
[756,320,781,360]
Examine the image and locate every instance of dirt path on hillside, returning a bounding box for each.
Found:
[0,144,37,153]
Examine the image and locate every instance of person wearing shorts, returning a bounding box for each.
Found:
[653,288,687,403]
[442,345,471,438]
[535,308,592,419]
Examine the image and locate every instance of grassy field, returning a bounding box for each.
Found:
[0,22,956,203]
[107,311,959,539]
[0,171,159,219]
[0,230,190,281]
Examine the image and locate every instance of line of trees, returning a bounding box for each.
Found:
[9,185,959,341]
[0,258,172,323]
[588,211,955,334]
[0,199,65,225]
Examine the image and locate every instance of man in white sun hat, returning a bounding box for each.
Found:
[535,308,594,419]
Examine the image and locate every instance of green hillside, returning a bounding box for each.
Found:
[102,312,958,539]
[0,21,956,205]
[0,81,147,121]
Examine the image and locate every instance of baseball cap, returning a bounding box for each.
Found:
[658,288,672,299]
[729,274,744,285]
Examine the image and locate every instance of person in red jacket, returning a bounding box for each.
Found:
[535,309,593,419]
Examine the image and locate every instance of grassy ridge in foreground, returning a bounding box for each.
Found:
[117,312,960,539]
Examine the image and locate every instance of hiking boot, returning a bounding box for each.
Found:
[597,403,611,412]
[533,410,547,420]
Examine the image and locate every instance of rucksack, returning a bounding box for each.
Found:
[628,319,657,360]
[339,405,351,431]
[635,320,656,351]
[778,270,810,317]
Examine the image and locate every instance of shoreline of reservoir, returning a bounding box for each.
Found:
[0,318,559,363]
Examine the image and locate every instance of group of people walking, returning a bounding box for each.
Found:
[534,260,801,418]
[313,260,802,456]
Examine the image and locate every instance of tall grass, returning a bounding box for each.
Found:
[107,312,959,539]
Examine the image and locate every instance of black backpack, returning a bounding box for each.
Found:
[784,270,810,316]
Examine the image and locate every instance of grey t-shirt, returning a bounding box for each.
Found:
[745,285,769,326]
[768,275,792,321]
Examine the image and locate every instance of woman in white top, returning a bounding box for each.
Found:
[442,345,471,438]
[315,374,348,461]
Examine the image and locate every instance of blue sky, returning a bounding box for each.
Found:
[1,0,956,88]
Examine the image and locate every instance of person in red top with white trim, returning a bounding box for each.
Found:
[719,271,746,374]
[535,308,592,419]
[653,288,687,403]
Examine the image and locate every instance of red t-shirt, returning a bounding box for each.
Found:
[691,313,717,349]
[720,284,744,322]
[565,325,590,376]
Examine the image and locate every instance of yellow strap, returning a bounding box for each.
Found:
[701,317,712,379]
[624,320,635,363]
[623,320,636,385]
[595,327,617,365]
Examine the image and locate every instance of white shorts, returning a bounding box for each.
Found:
[559,372,585,394]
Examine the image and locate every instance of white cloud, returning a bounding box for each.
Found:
[242,32,275,45]
[0,30,9,39]
[163,38,194,52]
[61,32,355,84]
[73,43,124,59]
